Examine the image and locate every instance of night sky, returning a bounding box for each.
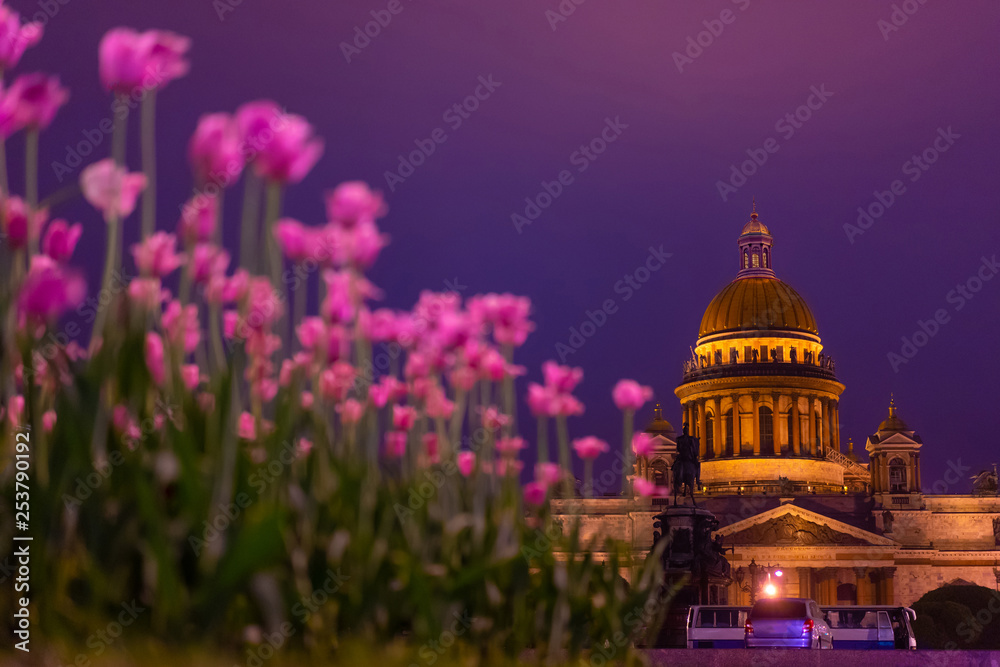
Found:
[13,0,1000,491]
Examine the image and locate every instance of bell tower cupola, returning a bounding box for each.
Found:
[737,200,775,279]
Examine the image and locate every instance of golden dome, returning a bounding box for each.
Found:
[699,277,817,338]
[645,404,675,437]
[878,398,909,432]
[740,213,770,236]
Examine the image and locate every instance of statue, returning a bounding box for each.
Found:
[777,475,794,495]
[882,509,894,534]
[789,347,797,363]
[730,348,739,364]
[714,349,722,365]
[673,424,701,506]
[770,348,778,362]
[971,468,998,496]
[751,348,758,363]
[993,517,1000,546]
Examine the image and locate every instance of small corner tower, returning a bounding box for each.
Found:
[866,396,923,507]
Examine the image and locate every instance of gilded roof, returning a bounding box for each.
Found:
[740,216,770,236]
[699,277,818,338]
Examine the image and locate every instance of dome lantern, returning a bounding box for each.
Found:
[737,199,775,279]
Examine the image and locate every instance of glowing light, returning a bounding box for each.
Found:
[764,584,777,597]
[774,569,783,577]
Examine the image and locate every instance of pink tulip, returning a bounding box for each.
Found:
[0,7,43,71]
[145,332,165,386]
[392,404,418,430]
[572,436,609,460]
[190,243,230,285]
[128,277,164,310]
[237,412,257,440]
[273,218,311,262]
[634,478,670,498]
[0,73,69,136]
[2,196,45,250]
[17,255,85,325]
[296,438,313,459]
[632,432,656,458]
[181,364,201,390]
[535,462,562,488]
[384,431,407,458]
[188,112,243,185]
[468,293,534,347]
[449,366,477,392]
[523,481,547,506]
[325,181,386,228]
[457,451,476,476]
[161,300,201,353]
[236,100,323,184]
[370,375,405,408]
[337,398,364,424]
[99,28,190,94]
[422,433,440,464]
[552,393,585,417]
[612,379,653,412]
[526,383,556,417]
[496,436,526,456]
[177,194,218,245]
[299,391,314,409]
[42,410,56,433]
[478,405,510,430]
[7,395,25,427]
[542,361,583,394]
[244,277,283,330]
[41,219,82,262]
[131,232,185,278]
[326,220,388,270]
[424,385,455,420]
[497,459,523,476]
[80,158,147,222]
[318,361,356,402]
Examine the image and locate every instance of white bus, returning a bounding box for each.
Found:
[685,605,751,649]
[821,606,917,650]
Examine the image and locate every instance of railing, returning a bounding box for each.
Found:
[825,448,870,478]
[681,361,838,382]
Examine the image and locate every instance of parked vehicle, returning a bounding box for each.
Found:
[822,606,917,650]
[745,598,832,649]
[685,606,751,648]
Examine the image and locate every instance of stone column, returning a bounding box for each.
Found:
[914,453,921,491]
[770,393,781,455]
[832,401,841,453]
[808,396,818,457]
[712,396,723,458]
[821,398,831,456]
[751,393,760,455]
[797,567,812,599]
[698,399,707,459]
[791,394,801,455]
[854,568,871,605]
[882,567,896,605]
[731,394,742,457]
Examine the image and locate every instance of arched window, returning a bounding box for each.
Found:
[889,457,907,492]
[706,414,715,458]
[759,406,773,453]
[743,250,749,268]
[763,248,769,268]
[651,460,668,487]
[752,251,760,268]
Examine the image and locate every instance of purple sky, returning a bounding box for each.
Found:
[14,0,1000,491]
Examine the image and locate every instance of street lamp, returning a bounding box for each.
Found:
[734,559,784,605]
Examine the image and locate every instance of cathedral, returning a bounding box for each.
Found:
[551,207,1000,607]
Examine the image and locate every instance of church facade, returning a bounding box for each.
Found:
[551,209,1000,607]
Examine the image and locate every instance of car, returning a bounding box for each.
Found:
[745,598,833,649]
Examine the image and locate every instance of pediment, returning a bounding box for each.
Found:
[715,503,896,548]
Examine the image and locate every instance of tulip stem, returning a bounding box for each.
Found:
[140,90,157,238]
[622,409,634,496]
[556,415,572,499]
[537,416,549,463]
[25,129,38,256]
[239,171,260,271]
[0,128,7,198]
